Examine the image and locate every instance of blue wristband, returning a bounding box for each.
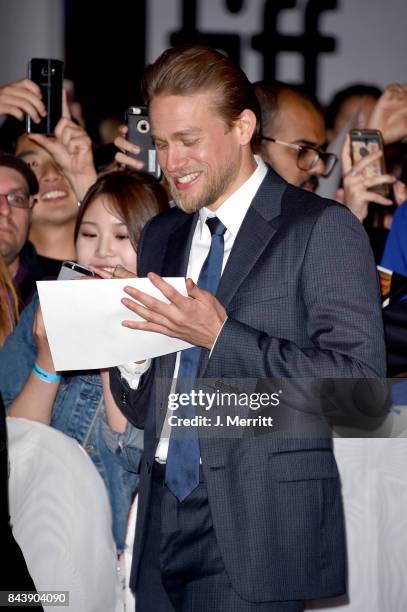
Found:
[32,363,61,384]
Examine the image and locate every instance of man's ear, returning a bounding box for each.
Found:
[235,109,257,145]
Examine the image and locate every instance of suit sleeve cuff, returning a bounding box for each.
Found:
[209,317,228,359]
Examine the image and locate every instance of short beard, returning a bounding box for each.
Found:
[168,159,239,214]
[0,242,18,266]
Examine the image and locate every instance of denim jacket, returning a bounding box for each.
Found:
[0,295,143,552]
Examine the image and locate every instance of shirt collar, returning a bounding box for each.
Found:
[198,155,267,237]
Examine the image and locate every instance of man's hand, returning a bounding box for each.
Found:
[341,134,395,222]
[27,92,97,200]
[114,124,145,171]
[121,272,227,349]
[0,78,46,122]
[368,83,407,145]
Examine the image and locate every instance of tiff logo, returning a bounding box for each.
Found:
[168,0,338,95]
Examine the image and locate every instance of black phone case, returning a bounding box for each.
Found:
[26,58,64,135]
[126,106,161,178]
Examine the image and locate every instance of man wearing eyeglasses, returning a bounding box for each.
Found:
[254,81,336,193]
[0,153,41,308]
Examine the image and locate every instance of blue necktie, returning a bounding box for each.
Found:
[165,217,226,501]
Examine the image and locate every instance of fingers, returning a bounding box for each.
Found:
[363,174,396,190]
[123,285,173,316]
[348,150,384,176]
[88,264,137,279]
[121,318,171,335]
[393,180,407,206]
[54,117,90,147]
[362,192,393,206]
[186,279,212,302]
[147,272,187,307]
[114,151,144,171]
[186,278,195,293]
[0,78,46,122]
[341,134,352,175]
[114,135,140,155]
[121,297,171,329]
[62,88,71,120]
[113,135,144,170]
[27,132,59,155]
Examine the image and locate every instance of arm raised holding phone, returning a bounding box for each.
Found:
[341,133,395,222]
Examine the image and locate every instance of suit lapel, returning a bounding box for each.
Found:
[162,212,198,278]
[217,167,287,309]
[199,168,287,377]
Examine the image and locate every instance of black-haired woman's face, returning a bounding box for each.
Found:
[76,196,137,274]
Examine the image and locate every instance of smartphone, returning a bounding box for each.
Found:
[57,261,95,280]
[27,58,64,135]
[125,106,161,178]
[350,129,389,197]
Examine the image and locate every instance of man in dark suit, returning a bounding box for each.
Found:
[110,45,386,611]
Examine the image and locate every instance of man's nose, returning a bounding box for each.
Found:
[311,156,327,176]
[0,194,12,216]
[164,146,186,173]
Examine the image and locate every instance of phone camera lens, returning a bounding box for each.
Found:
[137,119,150,134]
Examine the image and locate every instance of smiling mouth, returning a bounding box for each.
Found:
[173,172,201,189]
[41,190,69,201]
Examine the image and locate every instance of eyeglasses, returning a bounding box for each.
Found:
[261,136,338,177]
[0,190,34,209]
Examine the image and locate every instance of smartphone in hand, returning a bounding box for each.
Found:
[125,106,161,178]
[350,129,389,197]
[26,58,64,135]
[57,261,95,280]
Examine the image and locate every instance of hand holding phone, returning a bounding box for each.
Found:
[0,78,46,123]
[341,133,395,222]
[57,261,96,280]
[125,106,161,178]
[350,129,389,197]
[26,58,64,135]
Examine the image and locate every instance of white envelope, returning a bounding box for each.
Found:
[37,277,193,371]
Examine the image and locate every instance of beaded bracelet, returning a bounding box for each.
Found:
[32,362,61,384]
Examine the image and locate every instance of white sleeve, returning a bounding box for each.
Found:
[117,360,151,390]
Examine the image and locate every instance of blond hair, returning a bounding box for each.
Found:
[0,255,19,346]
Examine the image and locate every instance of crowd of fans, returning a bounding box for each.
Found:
[0,48,407,610]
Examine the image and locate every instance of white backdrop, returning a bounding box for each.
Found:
[0,0,64,86]
[0,1,405,103]
[306,438,407,611]
[147,0,407,103]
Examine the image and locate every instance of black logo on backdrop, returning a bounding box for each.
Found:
[170,0,338,95]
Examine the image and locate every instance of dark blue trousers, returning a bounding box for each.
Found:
[136,464,303,612]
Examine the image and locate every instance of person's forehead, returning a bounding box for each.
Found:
[0,165,28,191]
[150,92,222,134]
[272,95,325,145]
[15,134,52,160]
